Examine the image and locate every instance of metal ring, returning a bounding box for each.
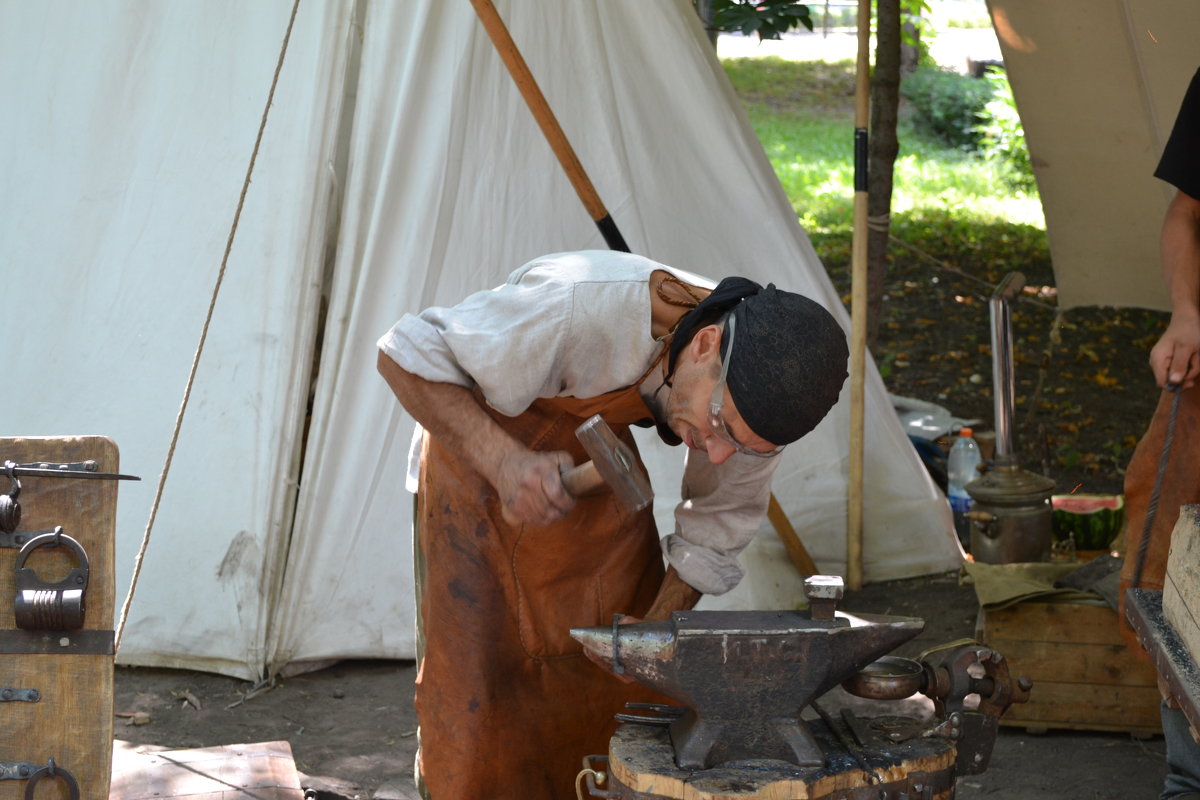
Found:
[15,528,88,573]
[610,613,624,674]
[24,761,80,800]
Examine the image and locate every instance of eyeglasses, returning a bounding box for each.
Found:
[708,314,784,458]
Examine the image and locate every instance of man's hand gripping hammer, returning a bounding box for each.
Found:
[502,414,653,525]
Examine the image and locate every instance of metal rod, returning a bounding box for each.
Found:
[3,460,139,481]
[989,272,1025,463]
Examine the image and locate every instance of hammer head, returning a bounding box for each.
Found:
[576,414,654,513]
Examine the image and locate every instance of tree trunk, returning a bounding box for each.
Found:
[866,0,901,352]
[694,0,719,48]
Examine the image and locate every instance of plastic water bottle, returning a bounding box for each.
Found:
[947,427,982,548]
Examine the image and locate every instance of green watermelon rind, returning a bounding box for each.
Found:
[1050,494,1125,550]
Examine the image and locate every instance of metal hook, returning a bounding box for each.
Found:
[4,462,19,500]
[0,461,21,535]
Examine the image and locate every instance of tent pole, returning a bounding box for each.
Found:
[470,0,820,580]
[468,0,630,252]
[847,0,872,590]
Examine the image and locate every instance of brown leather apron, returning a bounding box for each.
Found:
[1118,385,1200,654]
[414,377,672,799]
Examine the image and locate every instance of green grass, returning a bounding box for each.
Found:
[724,57,1045,238]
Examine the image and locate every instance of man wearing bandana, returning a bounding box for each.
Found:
[376,250,850,800]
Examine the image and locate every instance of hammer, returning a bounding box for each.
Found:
[503,414,653,524]
[564,415,653,510]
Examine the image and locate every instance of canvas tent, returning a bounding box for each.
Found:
[0,0,961,681]
[987,0,1200,311]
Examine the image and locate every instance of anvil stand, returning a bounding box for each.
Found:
[572,576,1031,800]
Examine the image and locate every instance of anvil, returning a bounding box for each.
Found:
[570,603,924,769]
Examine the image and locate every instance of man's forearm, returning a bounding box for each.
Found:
[641,566,703,621]
[376,351,576,525]
[376,350,521,484]
[1161,191,1200,322]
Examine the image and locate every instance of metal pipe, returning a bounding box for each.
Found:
[989,272,1025,463]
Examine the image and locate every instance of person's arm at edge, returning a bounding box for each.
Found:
[639,566,703,621]
[1150,190,1200,388]
[376,350,575,526]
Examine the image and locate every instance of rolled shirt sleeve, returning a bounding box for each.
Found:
[377,254,656,415]
[661,448,780,595]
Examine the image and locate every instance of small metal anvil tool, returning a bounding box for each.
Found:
[570,576,924,770]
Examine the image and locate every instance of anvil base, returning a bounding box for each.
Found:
[593,720,957,799]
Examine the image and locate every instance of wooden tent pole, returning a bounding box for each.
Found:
[469,0,820,580]
[847,0,872,590]
[467,0,630,252]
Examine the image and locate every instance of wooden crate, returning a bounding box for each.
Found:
[977,600,1162,736]
[1164,505,1200,666]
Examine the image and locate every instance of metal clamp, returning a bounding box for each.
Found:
[0,763,38,780]
[0,688,40,703]
[13,529,89,630]
[23,758,80,800]
[0,529,56,551]
[610,614,624,674]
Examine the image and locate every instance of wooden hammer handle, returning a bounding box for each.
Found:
[500,461,604,526]
[560,460,603,496]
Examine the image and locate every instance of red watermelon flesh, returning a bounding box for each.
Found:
[1051,494,1125,550]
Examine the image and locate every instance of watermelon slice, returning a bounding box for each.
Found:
[1051,494,1125,551]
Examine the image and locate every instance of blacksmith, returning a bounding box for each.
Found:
[377,249,849,799]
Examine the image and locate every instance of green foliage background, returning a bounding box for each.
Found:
[721,56,1167,495]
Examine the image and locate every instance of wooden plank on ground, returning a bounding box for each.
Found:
[110,741,305,799]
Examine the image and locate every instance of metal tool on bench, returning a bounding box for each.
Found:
[503,415,652,524]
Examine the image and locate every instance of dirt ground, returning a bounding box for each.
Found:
[114,572,1171,800]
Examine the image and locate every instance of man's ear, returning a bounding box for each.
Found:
[687,324,723,364]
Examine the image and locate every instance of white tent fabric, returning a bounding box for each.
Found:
[987,0,1200,311]
[267,0,961,673]
[1,0,961,681]
[0,1,352,677]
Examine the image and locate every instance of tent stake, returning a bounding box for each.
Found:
[847,0,872,590]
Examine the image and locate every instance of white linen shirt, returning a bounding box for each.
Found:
[377,250,780,595]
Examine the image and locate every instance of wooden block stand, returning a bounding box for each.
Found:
[603,721,957,799]
[0,436,118,800]
[977,599,1161,736]
[1164,505,1200,670]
